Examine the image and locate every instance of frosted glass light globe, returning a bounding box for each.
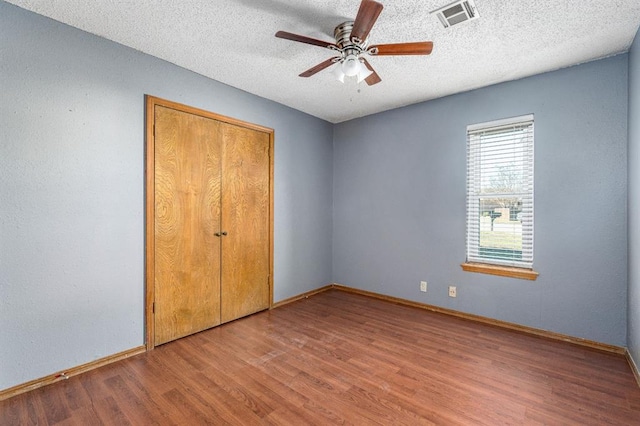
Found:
[333,63,346,83]
[342,55,360,77]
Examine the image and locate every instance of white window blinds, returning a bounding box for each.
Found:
[466,115,534,269]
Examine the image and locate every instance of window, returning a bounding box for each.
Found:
[464,115,536,278]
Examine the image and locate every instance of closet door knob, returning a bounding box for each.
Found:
[214,232,222,237]
[221,231,228,236]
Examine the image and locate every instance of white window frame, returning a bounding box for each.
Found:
[465,114,535,272]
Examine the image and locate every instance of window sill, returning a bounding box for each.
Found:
[461,262,539,281]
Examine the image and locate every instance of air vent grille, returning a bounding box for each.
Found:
[432,0,479,28]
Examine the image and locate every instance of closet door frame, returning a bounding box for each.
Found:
[144,95,274,349]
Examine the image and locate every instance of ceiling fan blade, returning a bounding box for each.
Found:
[350,0,384,43]
[299,57,339,78]
[369,42,434,56]
[361,58,382,86]
[276,31,338,49]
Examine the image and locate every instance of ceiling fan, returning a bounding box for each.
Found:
[275,0,433,86]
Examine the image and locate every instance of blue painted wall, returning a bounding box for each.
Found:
[333,56,629,346]
[0,1,333,390]
[629,27,640,368]
[1,0,635,393]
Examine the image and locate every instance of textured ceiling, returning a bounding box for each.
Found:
[6,0,640,123]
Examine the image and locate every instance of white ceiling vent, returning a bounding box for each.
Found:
[432,0,479,28]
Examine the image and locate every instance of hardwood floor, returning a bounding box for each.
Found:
[2,289,640,425]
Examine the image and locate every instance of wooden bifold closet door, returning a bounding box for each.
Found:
[219,124,271,324]
[146,96,273,347]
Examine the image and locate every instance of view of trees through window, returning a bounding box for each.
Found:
[467,116,534,268]
[480,161,524,260]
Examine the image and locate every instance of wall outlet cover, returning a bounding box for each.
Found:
[448,286,457,297]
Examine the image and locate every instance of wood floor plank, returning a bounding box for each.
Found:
[102,374,165,425]
[0,394,35,426]
[161,387,224,426]
[2,289,640,425]
[54,405,104,426]
[91,395,131,425]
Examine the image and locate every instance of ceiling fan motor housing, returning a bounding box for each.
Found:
[334,21,369,60]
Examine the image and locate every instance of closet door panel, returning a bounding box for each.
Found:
[220,124,270,323]
[154,106,222,345]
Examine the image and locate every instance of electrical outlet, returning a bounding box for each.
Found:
[448,286,457,297]
[420,281,427,292]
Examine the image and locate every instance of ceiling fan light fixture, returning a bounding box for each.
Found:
[342,54,361,77]
[335,55,371,83]
[357,62,373,83]
[333,63,346,82]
